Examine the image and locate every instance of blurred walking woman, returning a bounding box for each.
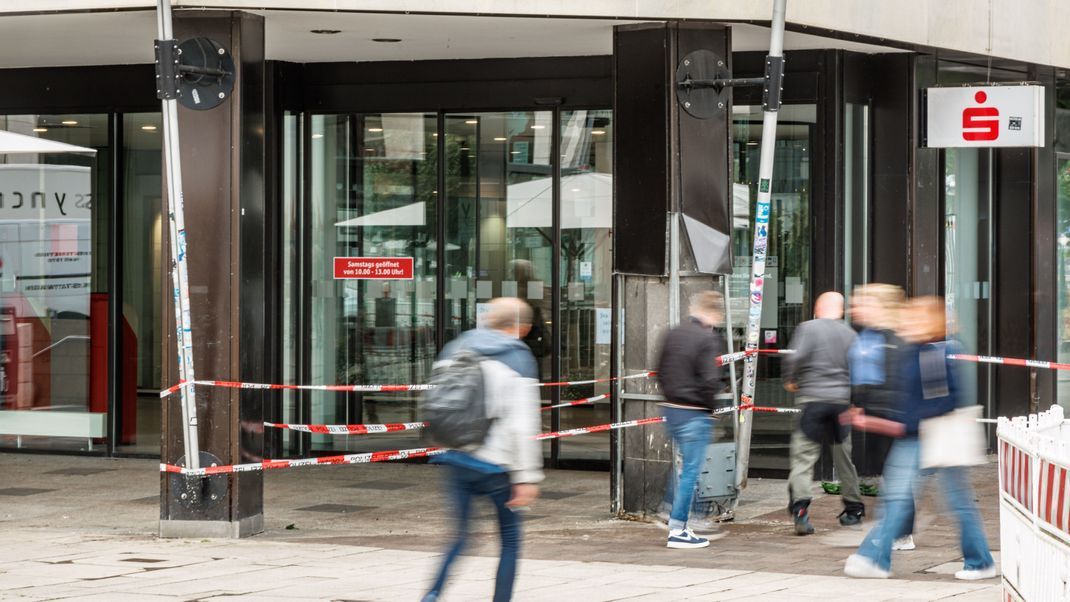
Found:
[844,296,995,581]
[849,284,906,487]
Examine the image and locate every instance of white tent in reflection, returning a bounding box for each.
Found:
[334,201,426,228]
[506,172,611,229]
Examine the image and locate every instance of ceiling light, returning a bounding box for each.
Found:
[591,130,606,135]
[530,125,545,130]
[367,127,383,133]
[510,151,520,154]
[493,137,507,142]
[432,133,438,137]
[311,29,341,35]
[570,188,581,192]
[365,148,375,153]
[372,38,402,43]
[465,120,478,125]
[141,125,157,132]
[311,133,324,139]
[32,127,47,133]
[460,147,470,151]
[61,120,78,126]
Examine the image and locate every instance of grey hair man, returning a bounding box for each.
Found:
[425,297,542,602]
[783,291,864,535]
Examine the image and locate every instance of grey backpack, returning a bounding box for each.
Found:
[420,349,493,450]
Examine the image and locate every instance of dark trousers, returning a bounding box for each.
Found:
[426,464,521,602]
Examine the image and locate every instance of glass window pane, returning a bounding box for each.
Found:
[308,113,438,453]
[731,104,815,471]
[117,112,163,453]
[0,114,109,452]
[558,109,612,462]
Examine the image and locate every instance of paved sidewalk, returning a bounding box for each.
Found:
[0,454,1002,600]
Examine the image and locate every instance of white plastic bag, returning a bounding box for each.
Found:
[919,405,986,468]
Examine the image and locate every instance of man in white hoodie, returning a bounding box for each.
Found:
[424,297,543,602]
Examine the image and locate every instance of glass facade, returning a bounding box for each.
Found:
[0,114,109,451]
[1055,84,1070,407]
[281,109,613,463]
[730,104,815,471]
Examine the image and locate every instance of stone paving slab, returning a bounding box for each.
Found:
[0,453,1004,600]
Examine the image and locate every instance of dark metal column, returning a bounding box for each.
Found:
[159,10,267,538]
[613,22,732,516]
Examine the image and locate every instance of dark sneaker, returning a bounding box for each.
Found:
[838,504,865,527]
[793,504,814,535]
[667,528,710,549]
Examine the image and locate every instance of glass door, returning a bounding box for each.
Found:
[731,104,815,471]
[307,112,439,453]
[943,148,993,415]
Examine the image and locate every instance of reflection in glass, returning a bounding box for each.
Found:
[731,104,814,471]
[118,112,164,453]
[559,109,612,461]
[0,114,108,452]
[308,113,438,453]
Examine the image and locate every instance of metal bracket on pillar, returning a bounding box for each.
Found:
[154,36,235,110]
[676,49,785,119]
[169,451,228,510]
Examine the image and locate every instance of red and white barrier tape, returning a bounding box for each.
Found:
[264,421,427,435]
[541,393,607,412]
[534,416,667,441]
[948,353,1070,372]
[161,372,657,399]
[166,404,802,475]
[162,446,446,477]
[715,402,801,416]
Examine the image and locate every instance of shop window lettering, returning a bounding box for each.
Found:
[0,191,90,216]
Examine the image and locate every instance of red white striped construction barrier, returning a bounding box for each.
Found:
[264,421,426,435]
[997,405,1070,601]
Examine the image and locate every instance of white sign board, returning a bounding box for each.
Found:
[925,85,1044,148]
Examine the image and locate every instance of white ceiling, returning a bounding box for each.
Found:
[0,9,906,69]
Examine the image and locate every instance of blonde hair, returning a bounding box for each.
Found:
[854,283,905,330]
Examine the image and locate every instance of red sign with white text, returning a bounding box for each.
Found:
[333,257,414,280]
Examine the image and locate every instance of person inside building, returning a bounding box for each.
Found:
[424,297,543,602]
[655,290,730,549]
[844,296,995,580]
[783,291,865,535]
[848,283,915,550]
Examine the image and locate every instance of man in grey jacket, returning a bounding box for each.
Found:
[425,298,542,602]
[783,291,864,535]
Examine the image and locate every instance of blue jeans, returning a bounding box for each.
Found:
[855,437,993,572]
[426,464,521,602]
[661,406,714,531]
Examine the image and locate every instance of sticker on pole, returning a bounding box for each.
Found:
[759,179,770,193]
[333,257,414,280]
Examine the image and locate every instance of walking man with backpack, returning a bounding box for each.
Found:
[422,297,542,602]
[655,291,729,549]
[784,291,865,535]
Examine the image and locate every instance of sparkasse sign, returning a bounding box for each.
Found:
[925,85,1044,148]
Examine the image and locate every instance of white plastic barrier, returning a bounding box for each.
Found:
[998,405,1070,601]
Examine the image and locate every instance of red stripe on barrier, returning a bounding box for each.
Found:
[1046,462,1056,524]
[1060,468,1068,531]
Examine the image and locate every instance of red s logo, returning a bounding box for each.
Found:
[962,91,999,141]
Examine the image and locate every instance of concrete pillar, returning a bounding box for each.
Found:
[159,10,267,538]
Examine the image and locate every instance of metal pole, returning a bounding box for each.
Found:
[735,0,787,492]
[156,0,201,470]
